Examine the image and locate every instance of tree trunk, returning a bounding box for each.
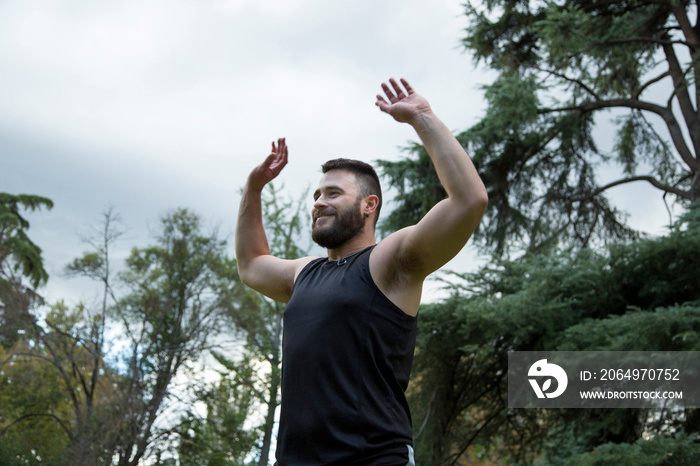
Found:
[259,356,281,466]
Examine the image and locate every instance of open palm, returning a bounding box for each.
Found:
[249,137,288,190]
[375,78,432,124]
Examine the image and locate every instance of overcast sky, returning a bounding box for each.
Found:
[2,0,674,307]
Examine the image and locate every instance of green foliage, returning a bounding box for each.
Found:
[224,184,310,466]
[0,193,53,348]
[0,299,126,466]
[409,206,700,464]
[558,432,700,466]
[178,353,259,466]
[378,0,696,255]
[0,207,245,465]
[178,184,310,466]
[119,208,236,354]
[376,143,446,237]
[107,208,243,464]
[262,183,309,260]
[0,193,53,289]
[0,191,311,464]
[0,341,72,466]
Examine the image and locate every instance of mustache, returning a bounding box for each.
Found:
[313,208,337,221]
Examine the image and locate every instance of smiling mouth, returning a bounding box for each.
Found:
[313,210,336,222]
[313,215,333,226]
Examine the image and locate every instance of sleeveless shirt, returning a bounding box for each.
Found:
[275,245,417,465]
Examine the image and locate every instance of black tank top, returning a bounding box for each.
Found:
[275,245,417,465]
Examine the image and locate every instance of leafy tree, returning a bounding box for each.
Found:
[178,351,260,466]
[1,209,127,465]
[101,208,242,466]
[0,193,53,289]
[0,207,243,464]
[558,432,700,466]
[235,184,309,466]
[182,184,311,466]
[0,195,123,465]
[0,193,53,347]
[379,0,697,256]
[408,205,700,464]
[0,338,73,465]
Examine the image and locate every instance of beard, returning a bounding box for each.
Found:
[312,199,366,249]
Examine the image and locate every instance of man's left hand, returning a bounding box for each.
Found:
[375,78,432,124]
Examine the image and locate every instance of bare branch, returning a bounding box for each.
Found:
[534,65,600,100]
[570,175,690,201]
[541,100,697,171]
[635,70,671,100]
[594,36,692,48]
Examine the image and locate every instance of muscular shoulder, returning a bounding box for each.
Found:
[241,255,318,303]
[368,229,425,316]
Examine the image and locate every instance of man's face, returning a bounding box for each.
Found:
[311,170,367,249]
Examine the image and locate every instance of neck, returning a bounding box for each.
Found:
[326,231,375,262]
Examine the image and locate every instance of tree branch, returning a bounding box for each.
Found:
[594,36,692,48]
[541,100,697,172]
[448,405,504,466]
[634,70,671,100]
[570,175,690,201]
[671,3,700,51]
[0,413,73,440]
[415,388,438,440]
[542,97,666,116]
[534,65,600,100]
[662,36,700,157]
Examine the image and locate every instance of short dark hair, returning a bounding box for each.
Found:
[321,158,382,226]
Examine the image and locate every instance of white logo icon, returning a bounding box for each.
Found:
[528,359,568,399]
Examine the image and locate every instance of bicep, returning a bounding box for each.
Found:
[396,196,486,278]
[238,255,312,303]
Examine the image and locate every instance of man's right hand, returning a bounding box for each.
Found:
[248,137,288,191]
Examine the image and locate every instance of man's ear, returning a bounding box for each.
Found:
[364,194,379,216]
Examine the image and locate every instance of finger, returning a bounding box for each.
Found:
[281,138,288,163]
[375,95,390,112]
[389,78,406,99]
[381,82,398,103]
[272,137,287,163]
[400,78,415,95]
[261,150,277,168]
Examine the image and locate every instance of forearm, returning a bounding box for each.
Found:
[410,111,487,206]
[235,182,271,277]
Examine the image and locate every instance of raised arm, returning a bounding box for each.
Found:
[375,79,488,280]
[235,138,311,302]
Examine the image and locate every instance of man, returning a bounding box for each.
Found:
[235,78,488,465]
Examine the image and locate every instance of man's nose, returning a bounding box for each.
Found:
[313,195,328,210]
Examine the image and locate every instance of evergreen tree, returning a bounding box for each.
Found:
[379,0,697,256]
[0,193,52,347]
[409,205,700,464]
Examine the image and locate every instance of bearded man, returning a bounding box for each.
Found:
[235,78,488,466]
